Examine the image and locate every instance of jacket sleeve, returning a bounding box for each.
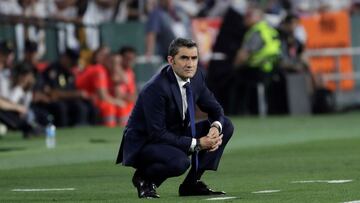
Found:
[196,71,225,126]
[141,84,192,152]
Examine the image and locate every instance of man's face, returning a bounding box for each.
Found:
[168,47,198,80]
[122,52,136,68]
[96,47,110,65]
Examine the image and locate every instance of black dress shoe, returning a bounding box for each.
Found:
[132,172,160,198]
[179,180,226,196]
[146,183,160,198]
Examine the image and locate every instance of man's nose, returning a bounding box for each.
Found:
[186,59,195,66]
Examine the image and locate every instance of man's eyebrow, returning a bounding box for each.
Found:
[180,55,198,58]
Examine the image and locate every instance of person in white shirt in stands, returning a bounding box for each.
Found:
[0,41,38,138]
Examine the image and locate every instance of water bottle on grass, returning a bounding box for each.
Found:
[45,116,56,149]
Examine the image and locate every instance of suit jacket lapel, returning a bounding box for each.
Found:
[166,66,183,119]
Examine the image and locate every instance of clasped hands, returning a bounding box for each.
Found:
[198,126,223,152]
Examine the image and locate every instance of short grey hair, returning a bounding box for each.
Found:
[168,38,197,57]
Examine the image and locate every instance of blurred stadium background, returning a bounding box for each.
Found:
[1,0,360,202]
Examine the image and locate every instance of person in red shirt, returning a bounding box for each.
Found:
[116,46,138,126]
[76,46,125,127]
[108,52,128,126]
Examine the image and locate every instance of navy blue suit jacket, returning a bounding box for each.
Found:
[116,65,225,166]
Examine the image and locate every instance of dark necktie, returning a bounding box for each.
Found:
[183,82,198,171]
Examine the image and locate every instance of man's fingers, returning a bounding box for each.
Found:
[217,139,222,147]
[208,145,219,152]
[214,134,223,144]
[208,134,224,152]
[207,131,218,138]
[209,141,221,151]
[207,127,220,138]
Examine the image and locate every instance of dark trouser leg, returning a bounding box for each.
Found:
[65,99,89,126]
[135,144,190,187]
[31,104,50,126]
[183,117,234,183]
[0,110,33,138]
[46,101,68,127]
[0,110,21,129]
[83,100,99,125]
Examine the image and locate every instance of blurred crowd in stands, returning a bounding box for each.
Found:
[1,0,360,138]
[0,39,137,138]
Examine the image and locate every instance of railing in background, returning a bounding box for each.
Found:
[0,15,149,60]
[0,15,98,62]
[0,16,163,92]
[305,47,360,110]
[300,10,354,91]
[351,14,360,88]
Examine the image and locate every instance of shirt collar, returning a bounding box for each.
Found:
[173,70,190,88]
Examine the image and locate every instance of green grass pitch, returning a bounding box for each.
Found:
[1,112,360,202]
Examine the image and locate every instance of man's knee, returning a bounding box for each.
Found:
[168,157,190,176]
[222,117,234,140]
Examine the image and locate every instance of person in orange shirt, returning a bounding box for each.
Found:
[116,46,138,126]
[107,52,128,126]
[76,46,125,127]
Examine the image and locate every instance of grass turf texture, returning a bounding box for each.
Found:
[1,112,360,202]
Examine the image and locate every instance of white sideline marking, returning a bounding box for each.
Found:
[252,190,281,194]
[205,196,237,201]
[292,179,353,184]
[12,188,75,192]
[343,200,360,203]
[327,180,353,184]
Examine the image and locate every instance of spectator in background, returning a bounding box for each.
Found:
[145,0,191,61]
[233,7,281,114]
[117,46,137,126]
[0,41,16,101]
[106,52,129,126]
[48,0,81,51]
[21,40,53,126]
[0,97,33,138]
[0,41,15,98]
[0,43,37,125]
[82,0,134,50]
[42,48,98,126]
[1,0,50,60]
[48,0,79,22]
[197,0,234,17]
[22,39,45,71]
[174,0,202,17]
[9,63,35,118]
[10,63,46,131]
[125,0,142,21]
[206,0,248,115]
[278,14,307,73]
[276,14,316,112]
[21,40,49,105]
[0,41,39,138]
[76,46,126,127]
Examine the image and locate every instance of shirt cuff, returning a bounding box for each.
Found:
[189,138,197,152]
[211,121,222,134]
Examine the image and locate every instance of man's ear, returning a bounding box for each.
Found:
[167,56,174,65]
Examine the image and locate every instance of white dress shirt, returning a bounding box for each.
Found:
[173,71,222,152]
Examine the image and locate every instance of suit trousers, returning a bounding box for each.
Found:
[134,117,234,186]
